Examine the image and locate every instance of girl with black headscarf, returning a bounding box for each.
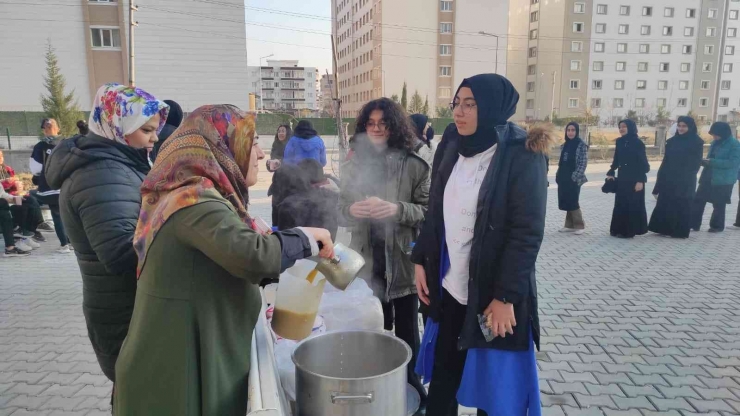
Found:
[556,122,589,234]
[691,121,740,232]
[410,113,438,169]
[648,116,704,238]
[607,119,650,238]
[410,74,551,416]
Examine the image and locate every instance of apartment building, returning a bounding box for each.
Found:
[331,0,507,118]
[0,0,249,112]
[508,0,740,124]
[246,60,319,115]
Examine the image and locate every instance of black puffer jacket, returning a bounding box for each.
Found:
[46,133,151,382]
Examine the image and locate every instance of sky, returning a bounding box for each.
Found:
[244,0,334,74]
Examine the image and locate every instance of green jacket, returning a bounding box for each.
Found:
[339,147,430,301]
[708,137,740,186]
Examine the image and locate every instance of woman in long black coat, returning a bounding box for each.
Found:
[556,122,588,235]
[607,119,650,238]
[648,116,704,238]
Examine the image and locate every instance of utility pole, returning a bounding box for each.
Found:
[129,1,138,87]
[550,71,556,120]
[478,31,500,74]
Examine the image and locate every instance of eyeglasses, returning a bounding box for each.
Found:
[450,101,477,115]
[366,121,388,132]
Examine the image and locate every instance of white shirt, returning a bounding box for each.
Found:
[441,145,496,305]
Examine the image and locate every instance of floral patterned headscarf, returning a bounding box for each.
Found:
[133,105,256,277]
[89,83,169,145]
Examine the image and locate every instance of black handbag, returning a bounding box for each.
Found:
[602,178,617,194]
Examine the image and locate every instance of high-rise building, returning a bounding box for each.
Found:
[246,60,319,116]
[331,0,507,118]
[0,0,249,112]
[508,0,740,124]
[320,74,336,116]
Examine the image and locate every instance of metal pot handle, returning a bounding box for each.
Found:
[330,392,374,405]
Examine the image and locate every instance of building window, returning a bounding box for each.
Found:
[439,87,451,98]
[526,99,535,110]
[440,1,452,11]
[528,65,536,75]
[664,7,674,17]
[591,99,601,108]
[663,26,673,36]
[729,28,738,37]
[641,25,651,36]
[620,6,630,16]
[699,98,709,107]
[527,82,536,92]
[440,44,452,55]
[596,4,607,15]
[657,98,667,107]
[617,43,627,53]
[658,81,668,90]
[727,46,736,55]
[593,61,604,71]
[90,27,121,49]
[615,80,625,90]
[722,80,732,90]
[570,80,580,89]
[661,45,671,54]
[89,0,115,2]
[571,60,582,71]
[677,98,687,107]
[709,9,719,19]
[616,62,626,72]
[701,80,711,90]
[529,47,538,58]
[681,63,691,72]
[660,63,670,72]
[707,27,717,37]
[592,80,603,89]
[594,42,605,53]
[440,66,452,76]
[703,63,712,72]
[595,24,606,34]
[724,63,734,72]
[731,10,740,19]
[686,8,696,18]
[568,98,579,108]
[683,45,693,54]
[635,98,645,108]
[531,0,539,4]
[642,7,652,16]
[637,80,647,90]
[614,98,624,108]
[440,23,453,33]
[720,97,730,107]
[574,2,585,13]
[705,45,715,55]
[571,41,583,52]
[573,22,584,33]
[639,44,649,54]
[685,27,695,36]
[638,62,648,72]
[679,81,689,90]
[530,11,539,22]
[619,24,629,34]
[530,29,538,40]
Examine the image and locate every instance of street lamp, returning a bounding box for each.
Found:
[478,31,499,74]
[259,54,274,112]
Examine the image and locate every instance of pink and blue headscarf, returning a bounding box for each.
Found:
[89,83,169,146]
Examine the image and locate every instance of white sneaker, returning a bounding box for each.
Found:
[16,241,34,252]
[57,245,73,254]
[559,228,575,233]
[574,229,585,235]
[21,238,40,249]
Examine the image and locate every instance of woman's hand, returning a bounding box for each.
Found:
[301,227,335,259]
[635,182,644,192]
[349,200,373,218]
[484,299,516,338]
[606,175,615,181]
[415,265,430,306]
[370,201,399,220]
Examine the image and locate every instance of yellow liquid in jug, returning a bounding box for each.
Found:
[305,268,319,284]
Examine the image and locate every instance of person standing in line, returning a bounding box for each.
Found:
[339,98,430,408]
[691,121,740,232]
[412,74,549,416]
[410,113,438,170]
[732,165,740,229]
[283,120,327,166]
[607,119,650,238]
[150,99,183,162]
[270,123,292,163]
[45,84,170,400]
[267,124,292,225]
[648,116,705,238]
[556,122,589,235]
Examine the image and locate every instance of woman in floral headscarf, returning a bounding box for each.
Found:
[45,83,169,402]
[113,105,334,416]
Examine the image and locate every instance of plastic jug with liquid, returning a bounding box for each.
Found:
[271,259,327,340]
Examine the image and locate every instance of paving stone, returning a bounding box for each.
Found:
[686,398,736,413]
[5,394,51,410]
[610,395,656,411]
[550,381,588,395]
[73,385,113,398]
[646,397,695,412]
[584,383,625,397]
[541,393,579,408]
[573,393,617,409]
[601,410,641,416]
[656,386,702,400]
[694,387,739,401]
[562,406,606,416]
[618,384,662,398]
[696,376,740,389]
[5,383,50,396]
[561,372,599,384]
[541,406,566,416]
[628,374,669,387]
[36,383,84,398]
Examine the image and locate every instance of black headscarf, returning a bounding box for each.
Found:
[294,120,318,139]
[619,119,639,141]
[455,74,519,157]
[674,116,698,138]
[565,122,580,141]
[426,125,435,144]
[163,100,183,127]
[709,121,732,140]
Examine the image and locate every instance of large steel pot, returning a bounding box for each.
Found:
[292,331,411,416]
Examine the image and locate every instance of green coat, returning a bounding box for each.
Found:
[114,201,282,416]
[708,137,740,186]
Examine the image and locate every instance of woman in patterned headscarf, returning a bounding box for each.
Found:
[113,105,334,416]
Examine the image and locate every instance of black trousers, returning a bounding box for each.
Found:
[735,181,740,226]
[691,200,727,231]
[0,199,15,248]
[426,290,487,416]
[382,295,427,403]
[32,191,70,246]
[10,195,42,233]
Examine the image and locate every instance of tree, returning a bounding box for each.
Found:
[687,110,698,119]
[435,105,452,118]
[655,107,671,126]
[40,41,83,137]
[390,94,400,104]
[422,96,429,117]
[400,82,408,110]
[408,90,424,114]
[625,110,638,122]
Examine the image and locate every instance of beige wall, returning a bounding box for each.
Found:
[559,0,593,118]
[82,0,128,102]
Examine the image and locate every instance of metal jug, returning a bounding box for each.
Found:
[312,243,365,291]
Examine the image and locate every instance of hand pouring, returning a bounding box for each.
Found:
[312,243,365,290]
